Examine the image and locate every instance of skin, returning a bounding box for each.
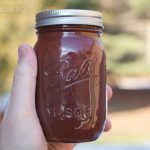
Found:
[0,44,112,150]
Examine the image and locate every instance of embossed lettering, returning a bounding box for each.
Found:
[65,108,73,119]
[46,56,97,89]
[47,106,90,121]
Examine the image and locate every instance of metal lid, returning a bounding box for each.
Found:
[36,9,103,28]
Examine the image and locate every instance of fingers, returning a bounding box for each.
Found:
[104,85,113,132]
[3,44,37,122]
[107,85,113,100]
[104,118,112,132]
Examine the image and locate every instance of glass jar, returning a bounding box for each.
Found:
[34,9,106,143]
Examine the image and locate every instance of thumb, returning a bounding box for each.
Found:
[5,44,37,121]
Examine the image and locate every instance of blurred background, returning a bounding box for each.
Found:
[0,0,150,149]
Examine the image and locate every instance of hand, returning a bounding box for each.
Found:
[0,44,112,150]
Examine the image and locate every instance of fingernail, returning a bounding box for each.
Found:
[18,44,28,60]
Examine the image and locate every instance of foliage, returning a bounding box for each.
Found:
[129,0,150,17]
[0,0,40,94]
[103,33,150,76]
[41,0,101,10]
[0,0,150,94]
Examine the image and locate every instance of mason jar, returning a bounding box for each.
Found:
[34,9,106,143]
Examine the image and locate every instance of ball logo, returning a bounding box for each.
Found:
[44,55,97,90]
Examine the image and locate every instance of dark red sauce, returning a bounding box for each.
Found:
[34,25,106,142]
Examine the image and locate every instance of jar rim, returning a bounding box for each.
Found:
[36,9,103,29]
